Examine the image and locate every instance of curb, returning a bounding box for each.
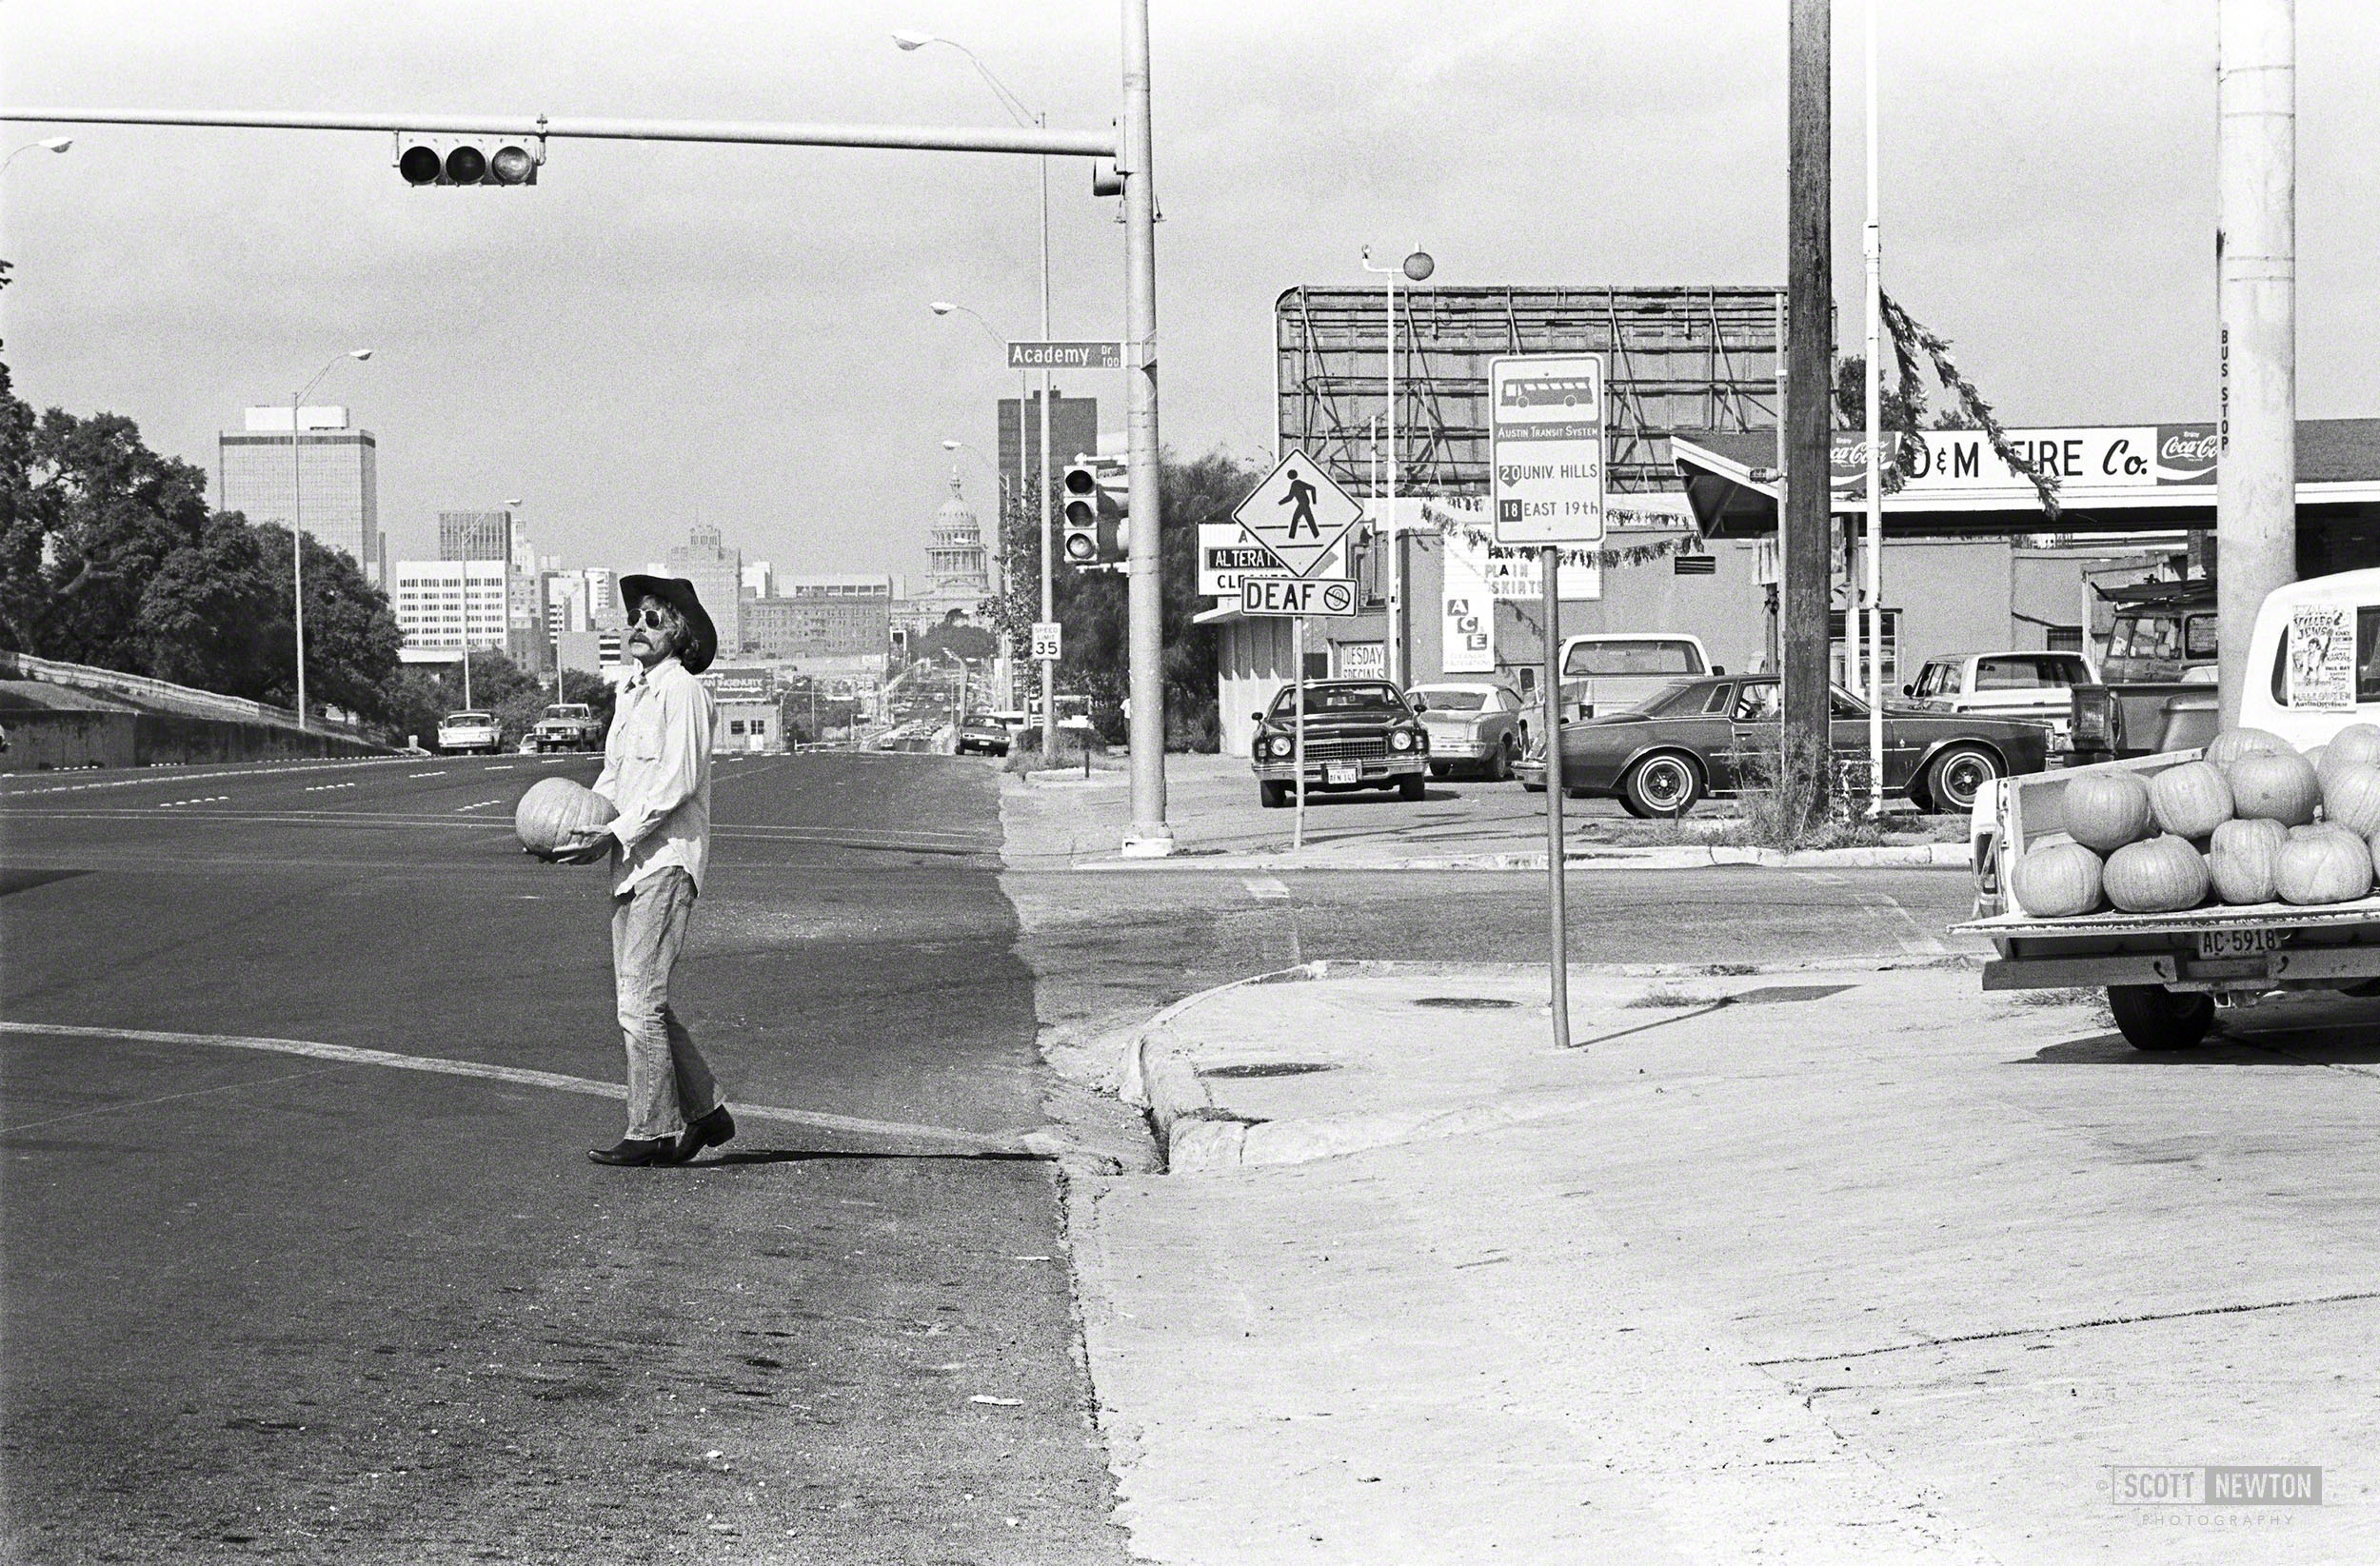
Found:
[1118,955,1984,1175]
[1070,842,1970,874]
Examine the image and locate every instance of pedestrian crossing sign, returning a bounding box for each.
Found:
[1231,448,1364,579]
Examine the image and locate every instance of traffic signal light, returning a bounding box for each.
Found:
[397,135,542,188]
[1061,458,1127,566]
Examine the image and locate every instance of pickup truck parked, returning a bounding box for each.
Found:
[2064,579,2219,765]
[1554,633,1716,724]
[529,703,606,753]
[1963,568,2380,1051]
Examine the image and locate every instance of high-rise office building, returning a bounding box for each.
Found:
[390,561,509,656]
[439,509,514,563]
[666,525,744,655]
[220,406,382,583]
[996,392,1099,503]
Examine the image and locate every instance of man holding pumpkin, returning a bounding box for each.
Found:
[555,575,738,1168]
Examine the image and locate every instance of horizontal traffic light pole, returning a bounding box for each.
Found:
[0,108,1117,159]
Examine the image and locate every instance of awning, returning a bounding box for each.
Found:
[1675,419,2380,540]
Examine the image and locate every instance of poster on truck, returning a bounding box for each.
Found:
[2287,604,2354,711]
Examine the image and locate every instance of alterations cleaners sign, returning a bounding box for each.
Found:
[1489,356,1606,546]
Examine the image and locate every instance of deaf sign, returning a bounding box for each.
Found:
[1239,578,1358,617]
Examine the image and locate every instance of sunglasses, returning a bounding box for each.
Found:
[630,606,672,630]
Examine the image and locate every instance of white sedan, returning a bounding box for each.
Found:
[1409,683,1528,782]
[436,711,501,755]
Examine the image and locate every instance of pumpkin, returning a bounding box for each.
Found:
[2102,835,2211,913]
[2321,763,2380,837]
[2324,723,2380,773]
[2209,818,2290,904]
[2060,771,2154,854]
[2148,762,2233,840]
[2010,842,2105,918]
[2305,743,2330,776]
[2274,831,2376,905]
[2203,727,2291,767]
[2291,822,2364,842]
[2226,749,2321,824]
[513,777,618,858]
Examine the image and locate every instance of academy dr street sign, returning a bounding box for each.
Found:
[1490,355,1607,546]
[1232,448,1364,579]
[1008,341,1125,370]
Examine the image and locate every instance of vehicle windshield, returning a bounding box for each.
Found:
[1563,640,1702,678]
[446,712,491,724]
[1642,681,1715,717]
[545,705,587,719]
[1412,689,1486,712]
[1268,683,1408,718]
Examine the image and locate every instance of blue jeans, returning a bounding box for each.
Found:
[611,867,721,1140]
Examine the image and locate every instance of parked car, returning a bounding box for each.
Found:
[529,702,606,753]
[957,712,1012,756]
[1903,652,2095,749]
[1514,674,2052,817]
[1409,683,1527,781]
[1249,680,1430,806]
[436,710,501,755]
[1554,633,1716,724]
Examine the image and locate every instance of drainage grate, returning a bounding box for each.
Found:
[1726,984,1855,1006]
[1411,997,1520,1011]
[1200,1061,1340,1080]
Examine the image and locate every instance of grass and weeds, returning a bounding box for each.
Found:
[1002,727,1125,776]
[1621,986,1727,1009]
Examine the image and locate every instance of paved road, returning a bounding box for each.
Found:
[1,752,1124,1565]
[1,749,1985,1561]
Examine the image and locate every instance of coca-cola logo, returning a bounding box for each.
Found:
[2160,431,2218,464]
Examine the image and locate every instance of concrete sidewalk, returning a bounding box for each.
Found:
[1061,961,2380,1563]
[1004,753,1967,873]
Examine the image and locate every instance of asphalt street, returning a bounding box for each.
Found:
[2,750,1981,1562]
[0,751,1123,1566]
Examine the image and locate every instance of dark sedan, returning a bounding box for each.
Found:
[1249,680,1430,806]
[956,712,1012,756]
[1515,675,2052,817]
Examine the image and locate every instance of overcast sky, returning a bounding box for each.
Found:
[4,1,2376,584]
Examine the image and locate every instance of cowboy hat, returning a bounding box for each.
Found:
[617,574,719,675]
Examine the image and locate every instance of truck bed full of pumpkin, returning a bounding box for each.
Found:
[1955,894,2380,942]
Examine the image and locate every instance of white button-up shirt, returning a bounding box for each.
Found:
[593,656,715,896]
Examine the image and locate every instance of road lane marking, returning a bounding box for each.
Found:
[1242,875,1291,900]
[157,796,230,809]
[486,765,515,772]
[407,770,448,778]
[455,799,504,812]
[0,1021,1044,1155]
[302,782,357,792]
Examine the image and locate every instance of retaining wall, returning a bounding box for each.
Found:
[2,709,387,771]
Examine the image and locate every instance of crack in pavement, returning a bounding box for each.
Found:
[1750,1289,2380,1367]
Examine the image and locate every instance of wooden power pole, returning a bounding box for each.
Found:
[1784,0,1835,826]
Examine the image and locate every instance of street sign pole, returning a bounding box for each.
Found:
[1293,616,1307,852]
[1543,545,1570,1050]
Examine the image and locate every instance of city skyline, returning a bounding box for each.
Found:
[15,2,2380,591]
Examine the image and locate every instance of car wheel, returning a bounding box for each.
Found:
[1488,738,1514,783]
[1620,752,1703,818]
[1428,763,1448,780]
[1924,743,2001,815]
[1398,773,1426,802]
[1259,781,1290,809]
[2107,984,2214,1051]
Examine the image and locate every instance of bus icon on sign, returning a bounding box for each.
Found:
[1499,376,1598,416]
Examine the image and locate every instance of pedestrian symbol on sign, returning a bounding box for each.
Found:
[1281,468,1321,539]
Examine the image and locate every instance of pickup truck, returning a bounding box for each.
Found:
[530,703,605,753]
[1961,568,2380,1052]
[2064,579,2219,765]
[1554,633,1716,724]
[1903,651,2095,749]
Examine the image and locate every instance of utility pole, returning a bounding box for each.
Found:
[2217,0,2295,720]
[1784,0,1835,825]
[1119,0,1171,855]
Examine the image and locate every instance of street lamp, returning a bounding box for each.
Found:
[289,347,374,731]
[1361,247,1433,686]
[1,136,72,171]
[926,303,1024,599]
[902,29,1060,763]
